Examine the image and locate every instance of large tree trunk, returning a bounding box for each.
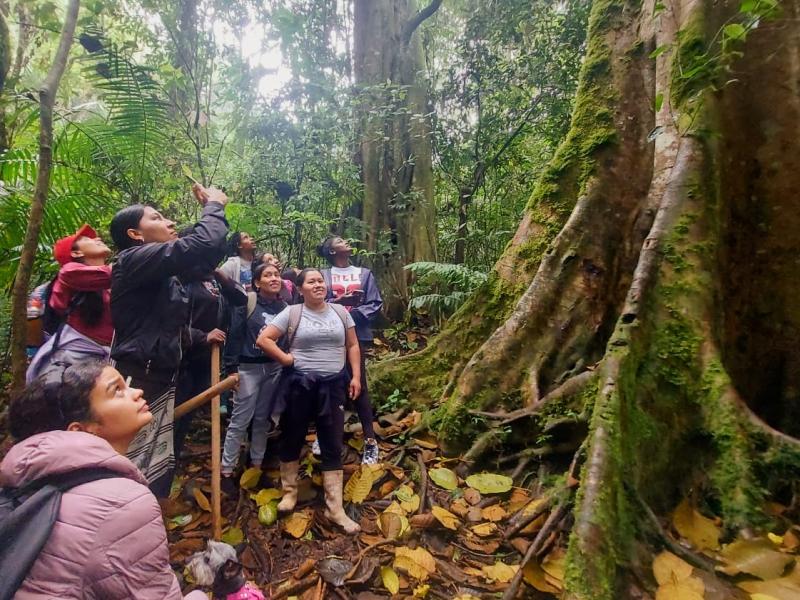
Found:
[353,0,438,316]
[9,0,81,391]
[372,0,800,596]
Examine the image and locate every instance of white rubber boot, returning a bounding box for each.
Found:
[277,461,299,513]
[322,470,361,534]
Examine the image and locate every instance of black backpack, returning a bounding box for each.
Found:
[0,467,119,600]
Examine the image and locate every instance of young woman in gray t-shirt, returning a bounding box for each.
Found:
[256,268,362,534]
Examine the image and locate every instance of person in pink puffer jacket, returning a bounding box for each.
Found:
[1,360,206,599]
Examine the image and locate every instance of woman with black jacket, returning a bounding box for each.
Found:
[109,185,229,496]
[220,261,287,493]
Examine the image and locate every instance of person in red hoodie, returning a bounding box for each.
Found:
[26,224,114,383]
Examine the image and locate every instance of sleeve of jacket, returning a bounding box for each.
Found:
[58,263,112,291]
[188,326,209,350]
[119,203,229,286]
[87,482,186,599]
[351,268,383,327]
[223,305,246,372]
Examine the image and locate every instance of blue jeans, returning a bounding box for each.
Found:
[221,362,282,474]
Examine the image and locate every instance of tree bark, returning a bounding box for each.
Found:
[372,0,800,596]
[353,0,438,316]
[9,0,81,392]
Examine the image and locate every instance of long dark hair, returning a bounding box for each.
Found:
[109,204,146,250]
[9,360,106,440]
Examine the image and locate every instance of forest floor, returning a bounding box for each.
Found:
[164,328,800,599]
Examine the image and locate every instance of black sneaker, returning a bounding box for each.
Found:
[221,474,238,496]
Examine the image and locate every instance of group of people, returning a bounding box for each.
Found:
[2,184,384,597]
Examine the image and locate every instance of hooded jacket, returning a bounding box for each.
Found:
[0,430,206,599]
[110,202,228,371]
[322,266,382,342]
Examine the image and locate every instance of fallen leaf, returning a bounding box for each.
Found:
[394,546,436,581]
[193,488,211,512]
[411,437,439,450]
[672,499,720,551]
[221,526,244,545]
[541,549,566,588]
[317,557,353,586]
[471,522,498,537]
[653,551,694,585]
[655,578,704,600]
[482,561,518,583]
[413,583,430,597]
[378,511,410,540]
[523,560,559,593]
[407,513,434,530]
[381,566,400,594]
[258,503,278,526]
[167,514,193,530]
[251,488,282,506]
[508,488,531,513]
[431,506,460,530]
[450,498,470,517]
[429,467,459,491]
[239,467,262,490]
[466,473,513,495]
[768,533,784,546]
[462,536,500,553]
[283,511,312,538]
[344,466,374,504]
[481,505,507,522]
[718,538,794,580]
[737,562,800,599]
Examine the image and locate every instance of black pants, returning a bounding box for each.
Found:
[279,376,346,471]
[352,340,376,439]
[174,350,211,462]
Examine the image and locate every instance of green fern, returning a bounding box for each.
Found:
[405,261,487,324]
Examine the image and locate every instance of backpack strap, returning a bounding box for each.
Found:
[11,467,122,499]
[284,304,304,351]
[328,302,350,332]
[0,468,121,600]
[246,291,258,318]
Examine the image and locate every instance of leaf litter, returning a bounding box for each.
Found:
[166,402,570,599]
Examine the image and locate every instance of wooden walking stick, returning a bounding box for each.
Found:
[211,343,222,540]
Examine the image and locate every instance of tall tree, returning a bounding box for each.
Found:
[9,0,81,390]
[373,0,799,596]
[353,0,440,314]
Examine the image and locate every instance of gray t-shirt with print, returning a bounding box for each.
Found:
[270,304,355,374]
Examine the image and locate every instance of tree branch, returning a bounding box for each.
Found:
[402,0,443,45]
[9,0,80,391]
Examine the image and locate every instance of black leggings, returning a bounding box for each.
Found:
[352,340,376,439]
[279,377,346,471]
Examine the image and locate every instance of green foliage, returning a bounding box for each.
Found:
[405,261,487,324]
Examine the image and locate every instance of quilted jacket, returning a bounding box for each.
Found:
[0,430,206,599]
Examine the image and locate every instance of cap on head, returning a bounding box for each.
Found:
[53,224,98,266]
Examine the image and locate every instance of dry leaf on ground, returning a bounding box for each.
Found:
[672,499,720,551]
[283,511,312,538]
[481,504,507,522]
[431,506,460,530]
[394,546,436,581]
[717,538,794,580]
[429,467,459,491]
[239,467,262,490]
[193,488,211,512]
[381,566,400,594]
[465,473,513,495]
[482,561,518,583]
